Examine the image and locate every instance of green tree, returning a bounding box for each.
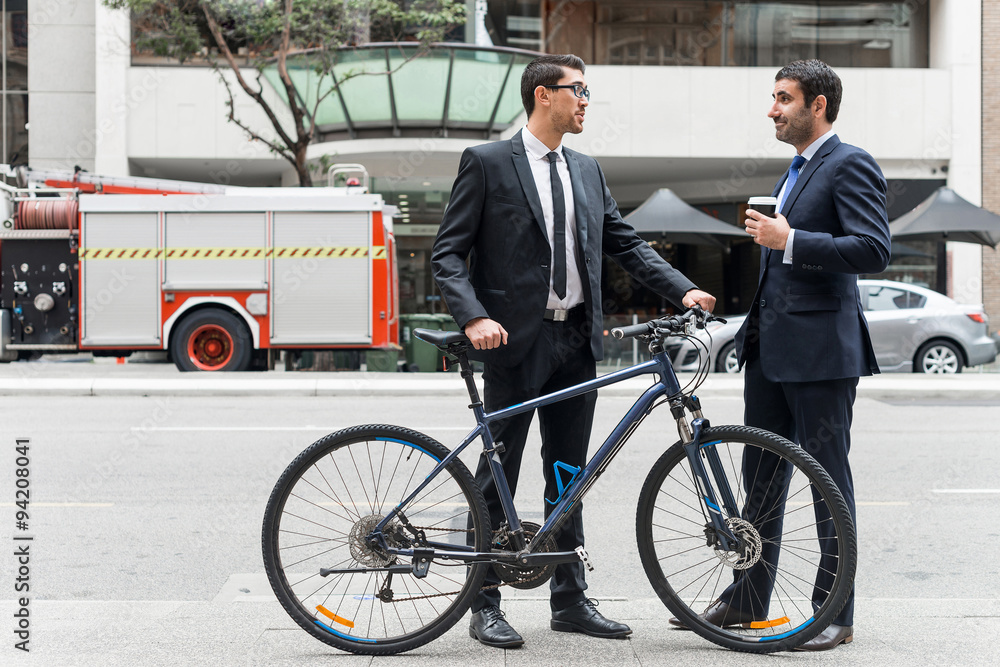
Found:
[105,0,466,185]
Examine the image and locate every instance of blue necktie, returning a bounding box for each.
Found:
[778,154,807,212]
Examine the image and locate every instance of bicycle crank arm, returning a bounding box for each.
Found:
[513,550,587,567]
[385,548,583,567]
[319,564,412,577]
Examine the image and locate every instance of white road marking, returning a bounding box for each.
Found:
[130,426,470,432]
[0,502,113,507]
[931,489,1000,494]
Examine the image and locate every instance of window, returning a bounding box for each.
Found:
[865,286,926,311]
[2,1,28,166]
[577,1,930,68]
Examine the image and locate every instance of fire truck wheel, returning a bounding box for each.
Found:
[170,308,253,372]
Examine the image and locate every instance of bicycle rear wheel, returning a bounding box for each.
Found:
[262,425,490,655]
[636,425,856,653]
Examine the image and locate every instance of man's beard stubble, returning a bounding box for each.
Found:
[776,104,815,147]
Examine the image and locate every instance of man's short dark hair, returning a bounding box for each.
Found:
[521,54,586,117]
[775,59,842,123]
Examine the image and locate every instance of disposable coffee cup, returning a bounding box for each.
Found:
[747,196,778,217]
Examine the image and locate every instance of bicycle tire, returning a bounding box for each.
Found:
[262,424,490,655]
[636,425,857,653]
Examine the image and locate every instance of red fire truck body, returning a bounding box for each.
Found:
[0,167,399,371]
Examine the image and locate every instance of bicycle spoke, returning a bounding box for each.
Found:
[264,428,488,651]
[637,428,855,652]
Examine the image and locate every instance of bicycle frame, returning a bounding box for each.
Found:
[367,337,742,571]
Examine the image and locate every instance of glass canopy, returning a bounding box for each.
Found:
[262,43,539,141]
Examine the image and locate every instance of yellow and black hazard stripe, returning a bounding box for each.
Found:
[79,246,387,260]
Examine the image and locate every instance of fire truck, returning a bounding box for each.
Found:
[0,165,399,371]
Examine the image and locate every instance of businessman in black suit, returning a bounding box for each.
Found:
[432,54,715,649]
[676,60,890,651]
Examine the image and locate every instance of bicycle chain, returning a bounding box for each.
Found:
[377,525,547,604]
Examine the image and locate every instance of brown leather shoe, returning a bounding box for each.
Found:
[793,624,853,651]
[668,600,759,630]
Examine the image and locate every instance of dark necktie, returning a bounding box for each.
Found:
[778,154,807,212]
[547,151,567,299]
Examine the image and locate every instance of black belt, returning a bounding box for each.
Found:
[543,304,585,321]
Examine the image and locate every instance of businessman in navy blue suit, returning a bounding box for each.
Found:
[676,60,890,651]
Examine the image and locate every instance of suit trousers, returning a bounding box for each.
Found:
[471,310,597,613]
[721,354,858,627]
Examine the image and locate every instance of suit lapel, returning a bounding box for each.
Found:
[766,135,840,266]
[763,178,784,265]
[563,148,589,251]
[510,130,549,241]
[781,135,840,216]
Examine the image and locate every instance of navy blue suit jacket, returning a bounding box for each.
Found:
[735,135,891,382]
[432,130,697,367]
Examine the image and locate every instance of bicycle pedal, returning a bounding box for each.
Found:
[575,546,594,572]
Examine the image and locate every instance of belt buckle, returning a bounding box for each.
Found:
[552,309,569,322]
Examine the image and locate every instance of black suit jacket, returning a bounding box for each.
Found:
[735,135,892,382]
[432,130,697,366]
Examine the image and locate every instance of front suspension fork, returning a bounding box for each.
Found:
[674,405,741,551]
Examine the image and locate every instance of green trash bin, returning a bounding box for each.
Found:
[401,314,459,372]
[365,345,401,372]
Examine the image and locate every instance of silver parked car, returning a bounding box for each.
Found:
[669,279,997,374]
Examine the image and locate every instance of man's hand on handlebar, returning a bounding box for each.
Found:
[682,288,716,313]
[464,317,508,350]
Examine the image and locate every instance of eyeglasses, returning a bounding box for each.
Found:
[544,84,590,101]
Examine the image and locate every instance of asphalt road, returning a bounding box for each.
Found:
[1,374,999,665]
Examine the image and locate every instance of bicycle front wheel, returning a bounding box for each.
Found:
[636,425,857,653]
[262,425,490,655]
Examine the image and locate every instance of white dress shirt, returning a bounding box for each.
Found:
[782,128,836,264]
[521,127,584,310]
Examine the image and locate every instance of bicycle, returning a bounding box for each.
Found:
[262,308,857,654]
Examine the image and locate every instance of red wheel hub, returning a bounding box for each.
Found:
[187,324,234,370]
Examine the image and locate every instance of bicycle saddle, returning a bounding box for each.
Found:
[412,328,469,350]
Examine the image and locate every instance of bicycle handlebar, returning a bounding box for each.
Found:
[610,307,724,341]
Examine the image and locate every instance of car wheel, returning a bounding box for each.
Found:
[915,340,962,374]
[715,341,740,373]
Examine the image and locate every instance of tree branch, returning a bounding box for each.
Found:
[199,1,299,152]
[276,0,312,148]
[217,72,295,166]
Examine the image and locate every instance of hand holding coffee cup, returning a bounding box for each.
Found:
[747,196,778,217]
[745,196,790,250]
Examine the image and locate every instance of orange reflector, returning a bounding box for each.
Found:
[749,616,790,629]
[316,605,355,628]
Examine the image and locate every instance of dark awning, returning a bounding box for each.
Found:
[625,188,746,247]
[889,187,1000,247]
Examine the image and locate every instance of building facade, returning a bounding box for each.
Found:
[18,1,992,322]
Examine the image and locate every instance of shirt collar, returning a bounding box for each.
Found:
[799,128,836,163]
[522,126,563,162]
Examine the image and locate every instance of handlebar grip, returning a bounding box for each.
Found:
[611,322,653,339]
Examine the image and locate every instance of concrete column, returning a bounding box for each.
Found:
[930,0,983,304]
[94,2,130,175]
[982,1,1000,326]
[27,0,96,172]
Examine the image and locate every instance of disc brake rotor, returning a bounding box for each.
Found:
[349,514,399,567]
[714,517,762,570]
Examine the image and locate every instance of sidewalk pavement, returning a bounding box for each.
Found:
[3,358,1000,398]
[18,595,998,666]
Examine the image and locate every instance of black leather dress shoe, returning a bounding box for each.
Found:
[793,624,853,651]
[669,600,759,630]
[551,599,632,638]
[469,606,524,649]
